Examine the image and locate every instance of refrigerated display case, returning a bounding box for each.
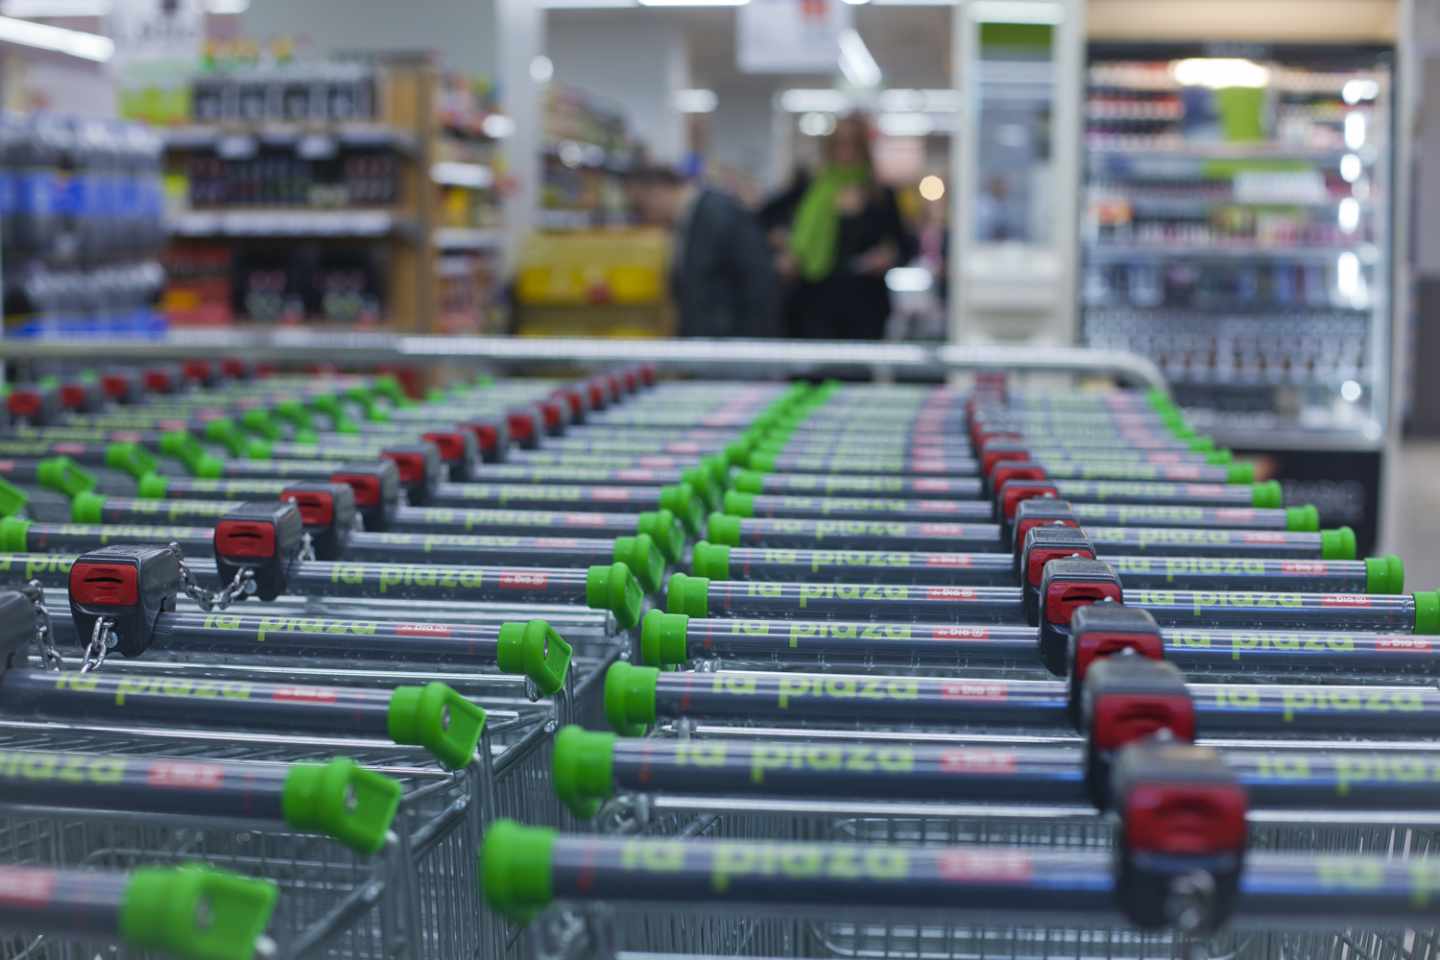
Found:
[1079,43,1395,550]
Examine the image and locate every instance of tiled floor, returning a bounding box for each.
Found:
[1385,441,1440,588]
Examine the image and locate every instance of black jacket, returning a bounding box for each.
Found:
[788,184,915,341]
[671,187,779,338]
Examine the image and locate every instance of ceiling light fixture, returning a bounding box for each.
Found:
[969,0,1062,22]
[543,0,636,8]
[674,88,718,113]
[0,0,107,16]
[1170,57,1270,90]
[837,28,882,89]
[778,88,852,113]
[0,13,111,60]
[877,111,933,137]
[879,88,961,112]
[798,112,837,137]
[638,0,749,7]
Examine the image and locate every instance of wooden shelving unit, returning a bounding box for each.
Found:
[162,59,507,334]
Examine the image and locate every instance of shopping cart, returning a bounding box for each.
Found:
[481,818,1440,960]
[0,862,277,960]
[0,571,571,959]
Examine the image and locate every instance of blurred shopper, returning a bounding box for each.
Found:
[759,168,811,339]
[783,115,915,341]
[630,165,779,338]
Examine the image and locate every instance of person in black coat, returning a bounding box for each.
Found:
[780,115,916,341]
[629,165,779,338]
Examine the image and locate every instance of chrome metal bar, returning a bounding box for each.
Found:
[0,332,1168,390]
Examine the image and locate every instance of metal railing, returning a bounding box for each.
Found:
[0,331,1169,391]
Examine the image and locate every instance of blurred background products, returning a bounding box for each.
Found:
[0,0,1432,569]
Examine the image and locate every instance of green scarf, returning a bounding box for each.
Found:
[789,166,867,282]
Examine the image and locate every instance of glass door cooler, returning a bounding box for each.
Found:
[1079,43,1395,550]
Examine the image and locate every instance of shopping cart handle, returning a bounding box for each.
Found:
[387,682,486,770]
[329,460,402,532]
[7,383,62,426]
[1083,657,1195,808]
[0,589,40,671]
[496,619,573,696]
[120,866,277,960]
[997,478,1061,526]
[1037,559,1124,673]
[68,544,179,658]
[1020,526,1097,632]
[460,416,509,463]
[420,428,479,481]
[213,502,305,601]
[636,510,683,564]
[1067,605,1166,726]
[1112,740,1245,934]
[381,443,443,506]
[280,481,356,560]
[283,757,402,855]
[1011,498,1079,550]
[612,534,665,595]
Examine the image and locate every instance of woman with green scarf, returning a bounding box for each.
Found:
[783,115,915,340]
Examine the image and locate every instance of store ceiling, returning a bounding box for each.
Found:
[550,5,953,92]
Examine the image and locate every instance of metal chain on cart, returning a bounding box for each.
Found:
[167,532,311,611]
[171,542,255,612]
[80,617,115,673]
[21,580,62,671]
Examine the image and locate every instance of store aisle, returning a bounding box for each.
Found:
[1388,441,1440,588]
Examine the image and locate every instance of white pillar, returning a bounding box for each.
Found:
[707,81,786,191]
[546,10,691,164]
[497,0,544,273]
[948,0,1084,347]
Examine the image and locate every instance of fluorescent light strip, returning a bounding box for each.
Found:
[968,0,1062,22]
[838,28,881,89]
[674,88,718,113]
[886,266,932,292]
[638,0,748,6]
[779,88,852,113]
[1171,57,1269,90]
[0,13,110,60]
[877,111,933,137]
[1,0,107,16]
[879,87,961,112]
[432,161,495,189]
[544,0,636,7]
[2,0,243,12]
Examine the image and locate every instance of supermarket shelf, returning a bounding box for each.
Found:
[0,332,1167,389]
[162,123,418,155]
[544,141,633,174]
[1088,196,1370,216]
[436,256,481,278]
[1085,305,1372,318]
[1186,412,1386,453]
[1088,142,1376,163]
[430,161,494,190]
[537,210,597,232]
[168,209,411,238]
[1089,243,1379,262]
[433,227,503,250]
